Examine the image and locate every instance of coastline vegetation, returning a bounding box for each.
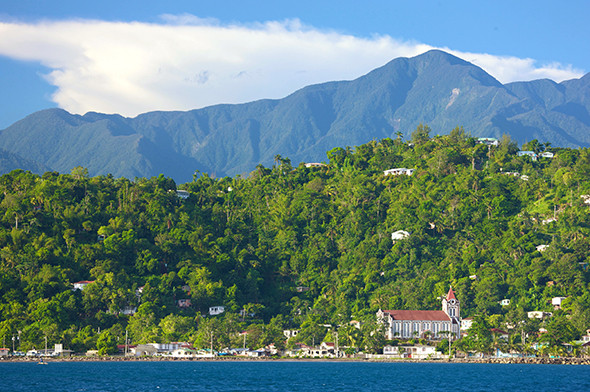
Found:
[1,125,589,357]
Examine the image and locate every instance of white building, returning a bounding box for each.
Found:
[72,281,95,291]
[383,345,441,359]
[209,306,225,316]
[517,151,538,160]
[391,230,410,242]
[460,318,473,333]
[283,330,300,339]
[552,297,566,309]
[304,163,327,168]
[377,287,461,340]
[384,168,415,176]
[476,137,499,146]
[527,311,552,319]
[176,190,190,199]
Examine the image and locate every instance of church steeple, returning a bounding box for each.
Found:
[442,286,460,336]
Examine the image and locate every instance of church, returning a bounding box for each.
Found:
[376,287,461,340]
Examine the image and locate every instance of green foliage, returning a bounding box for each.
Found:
[0,127,589,354]
[96,331,118,355]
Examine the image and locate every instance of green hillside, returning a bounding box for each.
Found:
[0,126,589,353]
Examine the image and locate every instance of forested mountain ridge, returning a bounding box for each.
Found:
[1,50,589,181]
[0,127,589,353]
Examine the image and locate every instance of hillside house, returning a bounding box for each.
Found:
[176,190,190,199]
[121,306,137,315]
[391,230,410,242]
[527,311,552,319]
[384,168,414,176]
[283,330,300,339]
[536,244,549,252]
[209,306,225,316]
[552,297,566,310]
[72,281,95,291]
[304,162,327,168]
[476,137,499,146]
[517,151,538,160]
[539,152,554,158]
[460,318,473,335]
[491,328,509,340]
[500,299,511,306]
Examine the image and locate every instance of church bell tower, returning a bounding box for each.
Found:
[442,286,460,337]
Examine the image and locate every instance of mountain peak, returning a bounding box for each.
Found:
[1,50,589,181]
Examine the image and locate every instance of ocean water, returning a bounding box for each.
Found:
[2,360,590,392]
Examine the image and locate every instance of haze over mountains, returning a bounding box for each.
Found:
[1,50,589,182]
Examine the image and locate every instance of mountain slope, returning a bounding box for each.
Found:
[1,50,589,181]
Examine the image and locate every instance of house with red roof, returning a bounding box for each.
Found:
[377,287,461,340]
[72,280,95,291]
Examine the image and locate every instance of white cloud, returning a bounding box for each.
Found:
[0,17,584,117]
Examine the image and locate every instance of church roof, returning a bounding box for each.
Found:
[446,287,457,301]
[382,310,451,321]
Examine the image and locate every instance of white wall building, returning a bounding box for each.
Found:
[209,306,225,316]
[377,287,460,340]
[384,168,415,176]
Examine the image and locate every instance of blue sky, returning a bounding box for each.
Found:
[0,0,588,129]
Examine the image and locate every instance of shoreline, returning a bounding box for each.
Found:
[2,355,589,365]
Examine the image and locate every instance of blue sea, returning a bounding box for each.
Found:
[2,360,590,391]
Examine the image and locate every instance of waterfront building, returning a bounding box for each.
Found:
[377,287,460,340]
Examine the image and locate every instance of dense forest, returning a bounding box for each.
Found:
[1,125,589,355]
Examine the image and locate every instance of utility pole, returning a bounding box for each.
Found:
[448,332,453,359]
[210,332,214,357]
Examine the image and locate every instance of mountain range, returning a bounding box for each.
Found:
[1,50,589,182]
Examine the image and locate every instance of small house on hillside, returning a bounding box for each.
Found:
[176,190,190,199]
[384,168,414,176]
[72,281,95,291]
[209,306,225,316]
[517,151,538,161]
[552,297,566,310]
[391,230,410,242]
[460,318,473,333]
[304,163,327,168]
[527,311,552,319]
[476,137,499,146]
[536,244,549,252]
[283,330,300,339]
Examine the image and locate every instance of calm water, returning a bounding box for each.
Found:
[2,360,590,391]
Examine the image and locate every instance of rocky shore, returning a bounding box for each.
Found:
[447,356,590,365]
[2,355,589,365]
